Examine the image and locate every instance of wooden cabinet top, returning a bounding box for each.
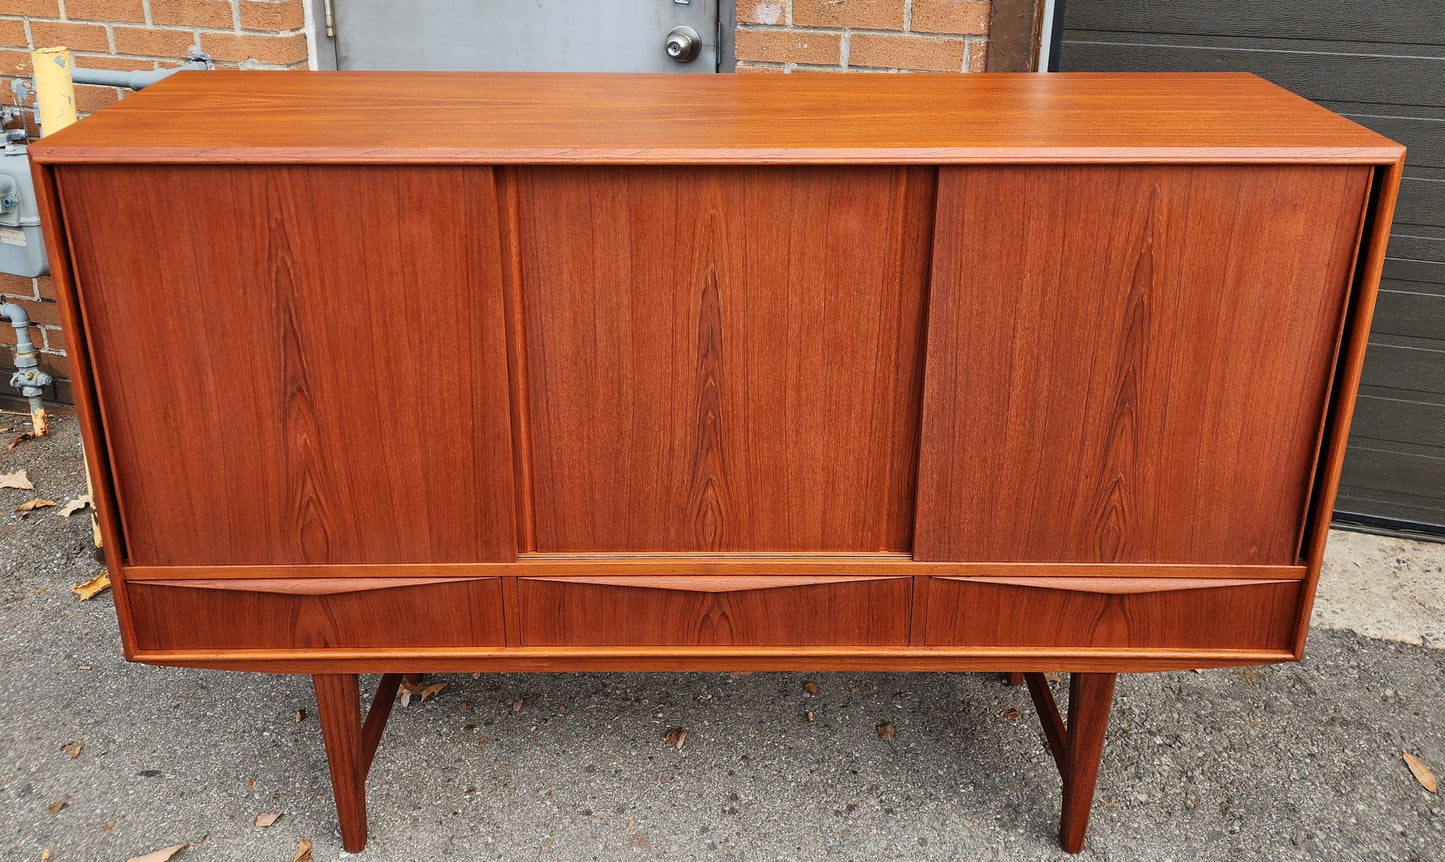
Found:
[29,71,1401,166]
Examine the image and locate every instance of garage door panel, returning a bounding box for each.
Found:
[1065,2,1440,45]
[1372,287,1445,339]
[1360,343,1445,395]
[1063,41,1445,108]
[1394,178,1445,230]
[1348,394,1445,450]
[1339,447,1445,503]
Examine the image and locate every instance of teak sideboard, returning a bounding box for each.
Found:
[28,71,1403,853]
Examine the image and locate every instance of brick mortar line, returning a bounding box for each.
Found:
[737,24,979,39]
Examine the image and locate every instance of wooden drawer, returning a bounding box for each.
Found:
[129,577,507,651]
[519,576,911,646]
[922,577,1301,651]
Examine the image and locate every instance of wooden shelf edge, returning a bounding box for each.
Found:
[30,147,1405,167]
[119,561,1308,581]
[128,646,1296,674]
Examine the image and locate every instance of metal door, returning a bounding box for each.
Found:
[327,0,721,72]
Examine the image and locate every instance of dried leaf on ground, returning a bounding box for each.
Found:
[803,681,820,693]
[254,811,283,827]
[398,679,446,707]
[292,838,314,862]
[876,722,896,741]
[513,699,524,712]
[294,708,305,723]
[16,498,56,513]
[1044,672,1066,683]
[663,727,687,749]
[57,494,92,517]
[1403,751,1437,793]
[41,850,51,862]
[728,671,752,679]
[1000,708,1021,721]
[806,711,815,723]
[126,844,187,862]
[62,742,82,758]
[46,797,69,814]
[0,469,34,490]
[7,430,40,449]
[71,571,110,601]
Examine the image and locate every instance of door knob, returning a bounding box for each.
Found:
[665,26,701,63]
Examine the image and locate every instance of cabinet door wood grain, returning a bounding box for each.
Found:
[915,165,1371,564]
[509,166,933,553]
[57,165,517,566]
[129,578,507,650]
[519,575,911,645]
[923,577,1301,650]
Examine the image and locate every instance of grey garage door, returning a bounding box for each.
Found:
[1061,1,1445,538]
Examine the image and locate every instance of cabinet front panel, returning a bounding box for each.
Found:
[519,575,912,645]
[923,577,1300,651]
[57,165,517,566]
[510,166,933,553]
[916,165,1371,564]
[129,578,507,650]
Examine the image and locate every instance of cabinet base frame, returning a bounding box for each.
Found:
[313,669,1118,854]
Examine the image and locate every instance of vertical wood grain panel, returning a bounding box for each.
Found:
[915,165,1370,563]
[58,165,517,565]
[515,166,934,552]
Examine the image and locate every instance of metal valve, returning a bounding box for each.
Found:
[665,26,701,63]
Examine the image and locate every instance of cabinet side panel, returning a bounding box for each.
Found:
[58,165,517,565]
[916,165,1370,563]
[516,166,934,552]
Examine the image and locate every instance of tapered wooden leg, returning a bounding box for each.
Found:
[1005,672,1025,686]
[1020,671,1117,854]
[403,673,424,685]
[314,674,368,853]
[1059,673,1116,853]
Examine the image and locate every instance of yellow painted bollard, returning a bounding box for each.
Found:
[31,46,78,136]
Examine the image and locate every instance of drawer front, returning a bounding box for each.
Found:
[520,576,911,646]
[129,577,506,651]
[923,577,1301,651]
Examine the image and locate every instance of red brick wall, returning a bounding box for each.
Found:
[1,0,308,404]
[736,0,992,72]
